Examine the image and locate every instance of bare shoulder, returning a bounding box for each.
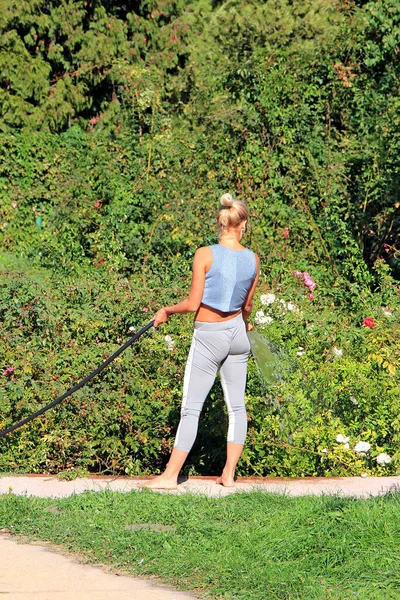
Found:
[252,252,260,273]
[194,246,212,260]
[195,246,212,255]
[193,246,213,271]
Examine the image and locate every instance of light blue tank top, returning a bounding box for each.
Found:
[201,245,257,313]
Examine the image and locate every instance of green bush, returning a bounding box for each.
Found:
[0,255,398,477]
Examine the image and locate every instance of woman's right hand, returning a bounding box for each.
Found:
[245,321,253,332]
[153,307,169,327]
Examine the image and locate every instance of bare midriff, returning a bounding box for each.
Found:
[195,303,242,323]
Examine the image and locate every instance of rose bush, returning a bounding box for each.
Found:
[246,267,400,476]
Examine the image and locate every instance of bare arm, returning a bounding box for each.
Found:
[152,247,211,327]
[242,253,260,329]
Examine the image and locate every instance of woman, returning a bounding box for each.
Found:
[142,193,260,489]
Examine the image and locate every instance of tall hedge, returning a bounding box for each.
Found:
[0,0,399,476]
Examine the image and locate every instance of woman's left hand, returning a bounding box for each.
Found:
[153,307,169,327]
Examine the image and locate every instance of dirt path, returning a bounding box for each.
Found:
[0,535,195,599]
[1,473,400,498]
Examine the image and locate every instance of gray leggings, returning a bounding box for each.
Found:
[174,313,251,453]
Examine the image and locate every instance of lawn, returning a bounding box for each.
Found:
[1,489,400,599]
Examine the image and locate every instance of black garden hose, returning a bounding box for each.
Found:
[0,321,154,439]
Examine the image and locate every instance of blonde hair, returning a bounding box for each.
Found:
[217,193,249,234]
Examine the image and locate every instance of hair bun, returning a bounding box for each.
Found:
[220,193,234,207]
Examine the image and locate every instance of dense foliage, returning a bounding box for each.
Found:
[0,0,399,476]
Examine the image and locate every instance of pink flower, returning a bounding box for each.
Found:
[283,227,290,239]
[1,367,15,377]
[363,317,374,329]
[293,270,317,299]
[303,272,317,291]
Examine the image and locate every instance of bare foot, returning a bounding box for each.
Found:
[139,475,178,490]
[215,475,235,488]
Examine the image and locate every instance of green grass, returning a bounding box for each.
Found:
[1,490,400,599]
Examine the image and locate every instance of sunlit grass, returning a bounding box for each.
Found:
[1,489,400,599]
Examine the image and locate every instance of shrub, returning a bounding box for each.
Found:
[0,255,398,477]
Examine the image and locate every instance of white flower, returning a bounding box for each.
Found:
[255,311,273,325]
[296,351,304,356]
[260,293,275,305]
[343,443,350,450]
[279,299,287,307]
[298,346,304,351]
[164,335,175,351]
[128,326,136,332]
[354,441,371,454]
[333,347,343,357]
[287,302,296,311]
[383,308,392,317]
[376,452,392,466]
[321,448,328,454]
[350,395,359,405]
[361,473,368,478]
[336,434,350,444]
